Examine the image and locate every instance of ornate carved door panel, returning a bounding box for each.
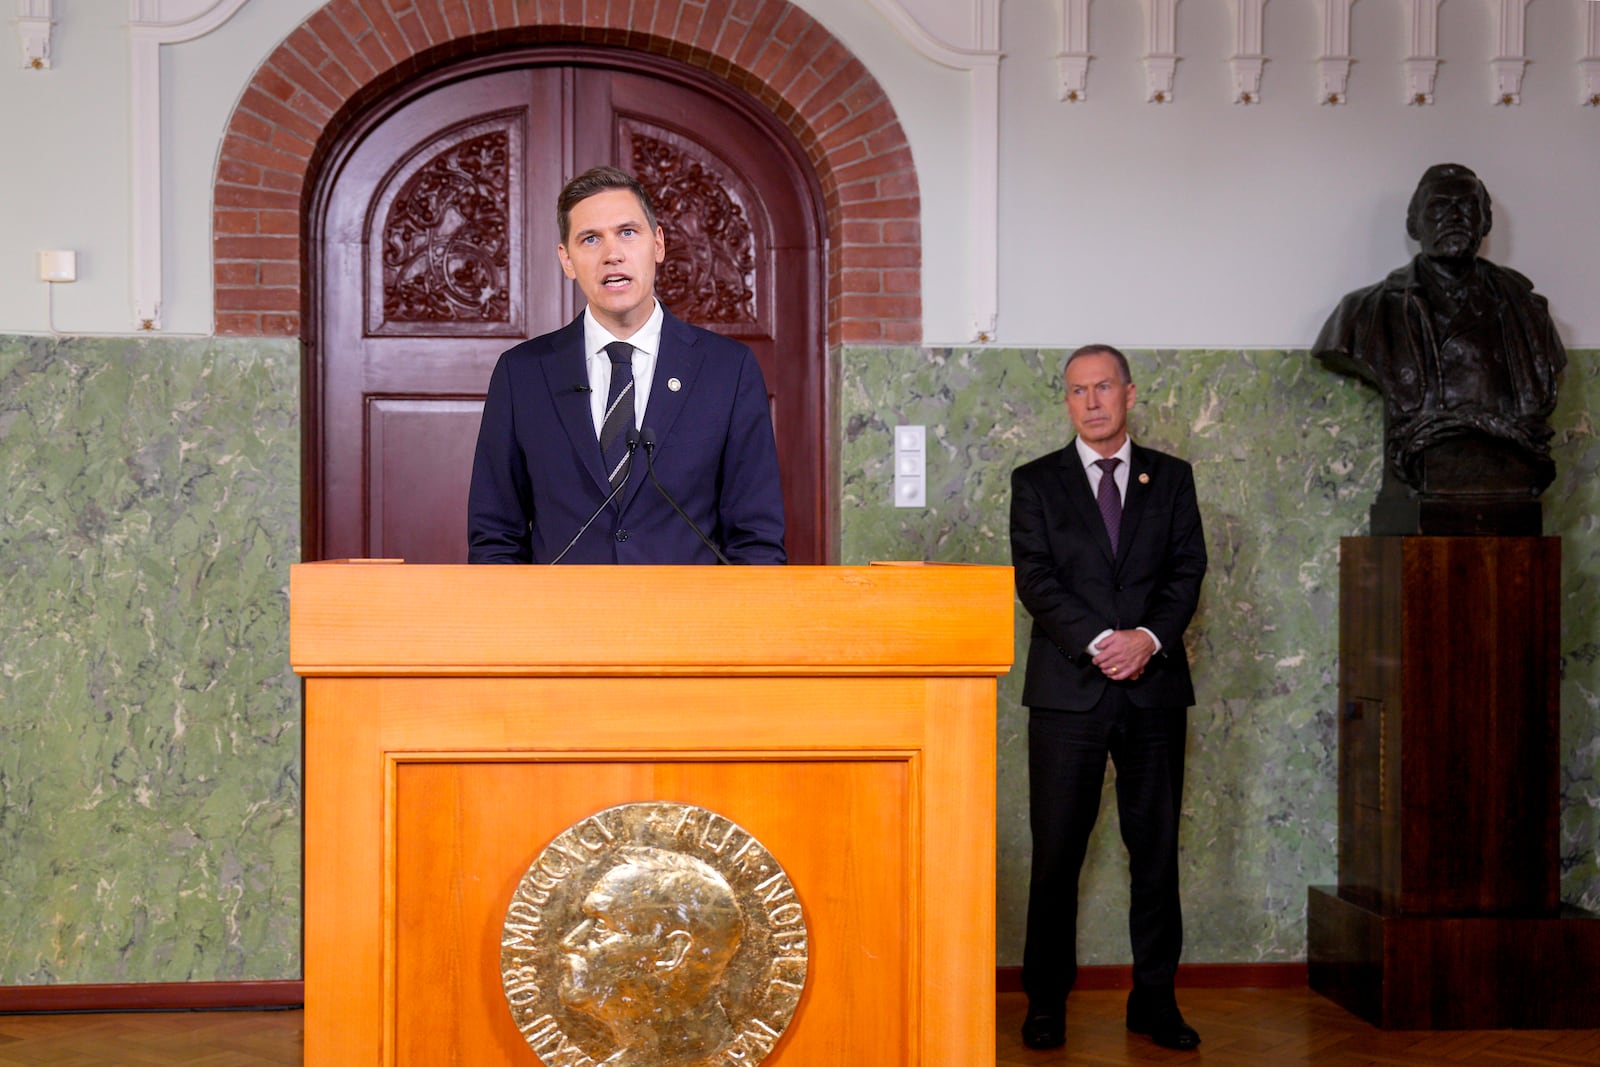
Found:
[311,54,826,564]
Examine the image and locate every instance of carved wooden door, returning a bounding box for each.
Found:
[311,54,827,565]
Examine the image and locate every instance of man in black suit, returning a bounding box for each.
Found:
[467,166,786,565]
[1009,344,1208,1052]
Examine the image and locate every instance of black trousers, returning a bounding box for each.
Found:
[1021,688,1188,1006]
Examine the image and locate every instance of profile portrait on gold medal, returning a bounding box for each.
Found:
[501,801,809,1066]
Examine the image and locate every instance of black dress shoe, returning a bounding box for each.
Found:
[1020,1005,1066,1050]
[1126,998,1200,1051]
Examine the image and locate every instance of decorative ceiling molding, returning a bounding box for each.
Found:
[869,0,1001,340]
[1491,0,1529,105]
[1318,0,1355,104]
[1229,0,1267,104]
[867,0,998,60]
[18,0,54,69]
[1053,0,1597,108]
[1579,0,1600,106]
[1057,0,1092,102]
[1143,0,1182,104]
[127,0,252,330]
[1405,0,1442,106]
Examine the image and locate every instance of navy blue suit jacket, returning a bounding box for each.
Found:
[1010,440,1206,711]
[467,309,786,564]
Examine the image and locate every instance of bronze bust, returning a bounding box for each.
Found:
[1314,163,1565,535]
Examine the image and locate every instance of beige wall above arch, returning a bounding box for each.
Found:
[211,0,923,347]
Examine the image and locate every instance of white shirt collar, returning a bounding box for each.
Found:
[1074,434,1132,472]
[583,300,664,364]
[582,301,665,432]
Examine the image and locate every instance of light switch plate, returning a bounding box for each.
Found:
[894,424,925,508]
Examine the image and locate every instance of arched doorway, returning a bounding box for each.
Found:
[211,0,926,565]
[306,48,827,564]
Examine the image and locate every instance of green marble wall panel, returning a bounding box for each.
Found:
[2,332,1595,985]
[1549,351,1600,916]
[839,344,1600,967]
[0,334,300,983]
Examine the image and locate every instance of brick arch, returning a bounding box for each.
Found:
[212,0,920,346]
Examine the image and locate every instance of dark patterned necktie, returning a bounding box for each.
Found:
[600,341,636,492]
[1095,457,1122,554]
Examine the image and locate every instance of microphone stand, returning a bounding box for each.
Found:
[641,428,733,565]
[549,432,637,564]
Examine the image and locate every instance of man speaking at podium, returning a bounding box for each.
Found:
[467,166,786,565]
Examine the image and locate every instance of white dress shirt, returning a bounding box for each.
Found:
[1074,435,1162,657]
[1076,434,1132,505]
[583,300,664,438]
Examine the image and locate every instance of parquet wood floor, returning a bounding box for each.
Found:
[0,1009,302,1067]
[3,992,1598,1065]
[996,991,1600,1066]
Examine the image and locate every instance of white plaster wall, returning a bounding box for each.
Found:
[0,0,971,339]
[996,0,1600,348]
[0,0,1593,346]
[792,1,978,343]
[0,10,131,336]
[162,0,324,337]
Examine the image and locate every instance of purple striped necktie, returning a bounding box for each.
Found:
[1095,457,1122,554]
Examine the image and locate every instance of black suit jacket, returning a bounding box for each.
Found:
[1010,440,1207,711]
[467,309,786,564]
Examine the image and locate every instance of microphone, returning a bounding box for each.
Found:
[548,430,636,564]
[640,427,733,565]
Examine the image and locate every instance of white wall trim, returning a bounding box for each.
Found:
[1057,0,1091,102]
[1318,0,1355,104]
[127,0,251,330]
[1491,0,1529,106]
[1405,0,1442,106]
[1143,0,1181,103]
[868,0,998,61]
[869,0,1002,340]
[18,0,54,69]
[1579,1,1600,106]
[1229,0,1268,104]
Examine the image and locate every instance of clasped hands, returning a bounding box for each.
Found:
[1092,629,1156,682]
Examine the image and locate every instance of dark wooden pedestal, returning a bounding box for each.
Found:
[1308,537,1600,1029]
[1309,887,1600,1029]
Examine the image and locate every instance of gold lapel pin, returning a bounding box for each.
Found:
[1138,473,1150,484]
[667,377,682,392]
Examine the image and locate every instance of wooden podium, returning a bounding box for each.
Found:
[1308,537,1600,1029]
[290,562,1013,1065]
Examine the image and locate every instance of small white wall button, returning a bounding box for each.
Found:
[39,250,77,283]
